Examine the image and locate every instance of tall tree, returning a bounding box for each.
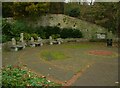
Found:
[2,2,50,18]
[49,2,64,14]
[2,2,13,17]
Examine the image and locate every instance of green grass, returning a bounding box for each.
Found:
[40,50,67,61]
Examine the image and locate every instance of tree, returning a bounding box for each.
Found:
[2,2,13,17]
[2,2,50,18]
[64,2,119,34]
[49,2,64,14]
[68,7,80,17]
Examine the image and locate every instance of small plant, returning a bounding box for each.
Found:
[24,33,31,41]
[31,33,38,40]
[51,34,60,39]
[2,65,61,87]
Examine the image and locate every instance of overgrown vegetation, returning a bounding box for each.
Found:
[64,2,119,34]
[2,19,83,43]
[2,65,61,87]
[2,2,119,34]
[65,7,80,17]
[2,2,50,18]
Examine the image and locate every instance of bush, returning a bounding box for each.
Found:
[2,35,10,43]
[68,8,80,17]
[24,33,31,41]
[31,33,38,40]
[2,65,61,87]
[51,34,60,39]
[10,20,27,37]
[72,29,83,38]
[60,28,72,38]
[60,28,82,38]
[2,19,12,37]
[2,18,83,43]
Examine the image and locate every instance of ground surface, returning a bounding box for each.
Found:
[2,42,118,86]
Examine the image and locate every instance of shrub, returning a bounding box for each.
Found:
[51,34,60,39]
[2,35,10,43]
[72,29,83,38]
[2,19,12,37]
[10,20,28,37]
[60,28,82,38]
[24,33,31,41]
[2,65,61,87]
[31,33,38,40]
[60,28,71,38]
[68,8,80,17]
[2,18,83,43]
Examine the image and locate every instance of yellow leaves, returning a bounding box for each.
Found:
[26,3,37,12]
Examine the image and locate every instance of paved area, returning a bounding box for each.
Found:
[72,58,118,86]
[2,43,119,86]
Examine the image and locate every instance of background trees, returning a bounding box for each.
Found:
[2,2,50,18]
[3,2,119,33]
[2,2,119,41]
[49,2,64,14]
[64,2,119,34]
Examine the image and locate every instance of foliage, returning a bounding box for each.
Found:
[2,2,50,18]
[31,33,38,40]
[11,20,28,37]
[24,33,31,41]
[2,19,83,42]
[51,34,60,39]
[64,2,119,34]
[2,2,119,34]
[49,2,64,14]
[2,19,29,42]
[35,26,46,39]
[2,19,13,42]
[2,2,119,39]
[72,29,83,38]
[44,26,61,38]
[68,7,80,17]
[2,19,12,37]
[34,26,82,39]
[60,28,83,38]
[2,65,61,87]
[2,35,9,43]
[2,2,13,18]
[64,3,80,17]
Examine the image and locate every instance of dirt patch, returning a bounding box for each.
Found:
[88,50,113,56]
